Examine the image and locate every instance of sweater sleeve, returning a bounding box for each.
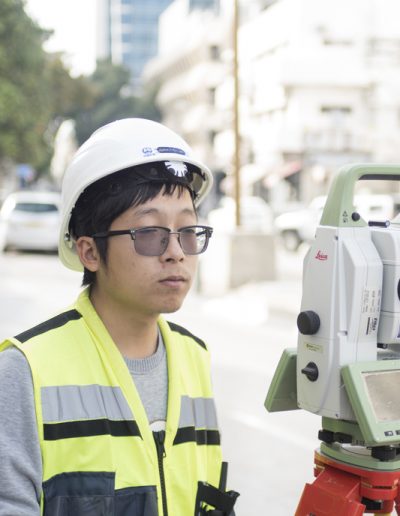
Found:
[0,346,42,515]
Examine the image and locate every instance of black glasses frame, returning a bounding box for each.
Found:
[91,225,213,256]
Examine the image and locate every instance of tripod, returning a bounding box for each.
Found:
[296,447,400,515]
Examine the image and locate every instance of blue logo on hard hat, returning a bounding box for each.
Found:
[157,147,186,155]
[142,147,155,156]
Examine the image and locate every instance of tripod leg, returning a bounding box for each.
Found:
[395,489,400,515]
[295,466,365,516]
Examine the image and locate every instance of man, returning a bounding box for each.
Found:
[0,119,238,515]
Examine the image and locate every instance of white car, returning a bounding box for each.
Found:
[0,191,61,252]
[275,194,396,251]
[207,196,274,232]
[274,196,326,251]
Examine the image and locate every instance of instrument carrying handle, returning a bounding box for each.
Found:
[320,163,400,228]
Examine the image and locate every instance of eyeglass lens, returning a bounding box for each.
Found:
[134,227,208,256]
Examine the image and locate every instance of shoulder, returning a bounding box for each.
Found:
[0,346,33,397]
[0,346,30,374]
[7,309,85,367]
[13,309,82,344]
[166,321,208,351]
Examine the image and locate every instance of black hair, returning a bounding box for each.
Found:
[69,162,201,286]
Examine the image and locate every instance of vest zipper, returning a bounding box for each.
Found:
[153,430,168,516]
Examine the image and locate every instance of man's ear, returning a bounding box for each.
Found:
[75,237,100,272]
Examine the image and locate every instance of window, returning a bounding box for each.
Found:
[209,45,220,60]
[121,13,134,24]
[208,87,216,105]
[190,0,218,10]
[122,32,132,43]
[14,203,58,213]
[261,0,278,7]
[323,39,353,46]
[208,130,217,145]
[321,106,352,116]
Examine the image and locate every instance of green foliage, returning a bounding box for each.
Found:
[0,0,51,166]
[45,55,96,120]
[0,2,161,174]
[0,2,98,173]
[74,59,161,145]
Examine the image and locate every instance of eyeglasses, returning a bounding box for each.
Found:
[92,225,213,256]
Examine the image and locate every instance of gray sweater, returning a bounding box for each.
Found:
[0,341,168,515]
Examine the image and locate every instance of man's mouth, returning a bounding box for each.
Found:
[159,275,187,286]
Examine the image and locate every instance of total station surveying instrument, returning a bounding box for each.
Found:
[266,164,400,515]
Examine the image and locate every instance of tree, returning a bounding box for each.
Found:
[45,54,96,121]
[74,59,161,145]
[0,0,51,167]
[0,2,161,180]
[0,2,97,176]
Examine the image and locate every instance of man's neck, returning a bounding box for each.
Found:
[89,285,159,359]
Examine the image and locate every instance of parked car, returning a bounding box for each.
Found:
[273,196,326,251]
[207,196,274,232]
[274,194,396,251]
[0,190,61,252]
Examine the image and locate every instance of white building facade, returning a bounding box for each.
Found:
[143,0,228,211]
[239,0,400,205]
[96,0,173,90]
[145,0,400,207]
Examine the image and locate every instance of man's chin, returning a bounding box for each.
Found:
[159,298,186,314]
[154,289,191,315]
[161,303,183,314]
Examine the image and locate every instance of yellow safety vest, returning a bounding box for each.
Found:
[1,289,223,516]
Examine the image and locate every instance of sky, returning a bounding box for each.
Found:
[24,0,97,76]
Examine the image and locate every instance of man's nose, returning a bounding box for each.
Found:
[161,232,185,261]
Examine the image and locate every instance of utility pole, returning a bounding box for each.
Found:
[233,0,241,227]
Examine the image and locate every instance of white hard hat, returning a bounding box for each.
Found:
[59,118,213,271]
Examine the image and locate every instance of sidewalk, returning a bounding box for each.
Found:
[171,247,311,516]
[192,244,306,327]
[193,279,302,328]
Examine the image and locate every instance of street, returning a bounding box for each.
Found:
[0,246,321,515]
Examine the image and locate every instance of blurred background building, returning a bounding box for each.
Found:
[5,0,400,218]
[96,0,174,91]
[143,0,226,213]
[238,0,400,209]
[143,0,400,211]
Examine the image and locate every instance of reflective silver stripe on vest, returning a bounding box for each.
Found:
[178,396,218,430]
[41,385,134,423]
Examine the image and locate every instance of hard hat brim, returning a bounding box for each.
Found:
[58,154,212,272]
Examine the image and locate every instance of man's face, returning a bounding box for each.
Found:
[93,188,199,317]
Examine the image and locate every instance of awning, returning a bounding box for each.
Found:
[279,161,302,178]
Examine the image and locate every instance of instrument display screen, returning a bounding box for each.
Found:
[342,360,400,445]
[363,370,400,422]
